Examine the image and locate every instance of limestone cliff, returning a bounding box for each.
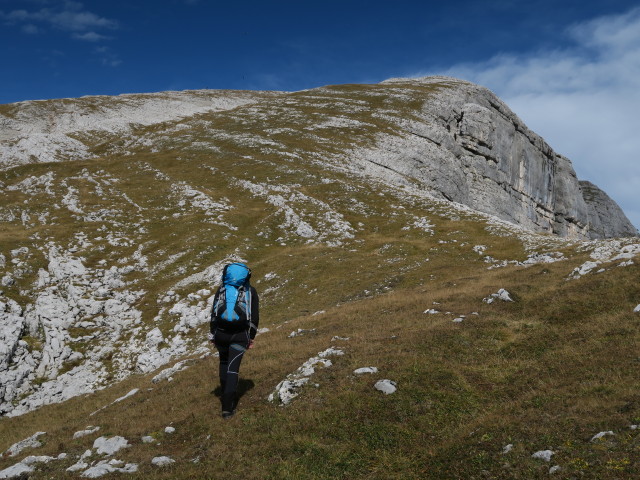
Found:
[579,181,638,239]
[376,76,637,239]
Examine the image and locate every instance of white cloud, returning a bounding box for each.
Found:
[73,31,109,42]
[0,2,117,36]
[412,7,640,229]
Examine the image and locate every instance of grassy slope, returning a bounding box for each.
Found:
[1,82,639,479]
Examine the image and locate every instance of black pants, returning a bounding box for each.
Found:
[213,329,250,412]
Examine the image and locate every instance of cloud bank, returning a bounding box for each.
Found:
[416,7,640,229]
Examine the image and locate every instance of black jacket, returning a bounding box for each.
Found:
[210,285,260,339]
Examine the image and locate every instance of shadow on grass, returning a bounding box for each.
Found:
[211,378,256,400]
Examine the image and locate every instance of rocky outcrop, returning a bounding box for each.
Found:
[579,181,639,239]
[370,76,636,239]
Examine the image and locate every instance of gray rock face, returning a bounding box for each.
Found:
[374,76,636,239]
[579,181,638,239]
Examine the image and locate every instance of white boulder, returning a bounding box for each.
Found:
[374,379,397,394]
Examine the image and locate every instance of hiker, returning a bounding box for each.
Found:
[209,262,259,419]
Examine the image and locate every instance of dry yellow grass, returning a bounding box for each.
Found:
[1,246,638,479]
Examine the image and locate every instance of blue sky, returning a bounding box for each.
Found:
[1,0,639,229]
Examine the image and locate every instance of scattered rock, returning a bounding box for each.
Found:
[2,431,46,457]
[67,460,90,472]
[473,245,487,255]
[268,347,344,405]
[151,456,176,467]
[152,361,189,383]
[502,444,513,454]
[288,328,316,338]
[374,379,397,395]
[549,465,561,474]
[164,426,175,434]
[483,288,513,304]
[0,462,34,479]
[590,431,615,442]
[67,448,93,471]
[93,436,130,456]
[531,450,554,462]
[0,452,66,478]
[21,455,58,465]
[353,367,378,375]
[141,436,155,444]
[90,389,139,416]
[81,460,138,478]
[634,304,640,313]
[73,426,100,439]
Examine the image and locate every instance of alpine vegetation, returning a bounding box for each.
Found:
[1,77,639,479]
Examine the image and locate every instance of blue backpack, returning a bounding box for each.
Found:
[213,263,253,328]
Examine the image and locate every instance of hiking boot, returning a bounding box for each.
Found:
[221,410,235,419]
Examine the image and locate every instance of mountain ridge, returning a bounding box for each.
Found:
[2,77,636,239]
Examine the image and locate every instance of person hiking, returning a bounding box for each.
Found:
[209,262,259,419]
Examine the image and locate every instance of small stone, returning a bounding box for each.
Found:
[93,436,130,455]
[634,304,640,313]
[141,436,155,444]
[590,431,615,442]
[164,426,175,434]
[531,450,554,462]
[151,456,175,467]
[502,444,513,454]
[374,379,397,394]
[73,426,100,439]
[549,465,561,474]
[353,367,378,375]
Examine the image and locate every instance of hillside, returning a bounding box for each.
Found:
[1,78,639,479]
